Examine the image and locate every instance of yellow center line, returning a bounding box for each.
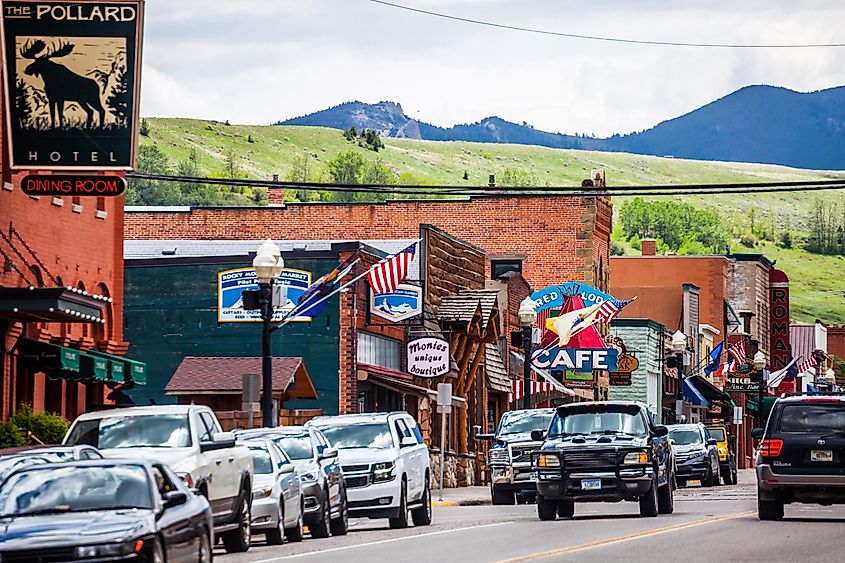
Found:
[497,510,756,563]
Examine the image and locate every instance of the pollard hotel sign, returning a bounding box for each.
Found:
[1,1,144,169]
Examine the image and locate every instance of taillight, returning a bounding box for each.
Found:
[760,439,783,457]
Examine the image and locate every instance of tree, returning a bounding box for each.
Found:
[618,198,728,254]
[327,150,365,185]
[361,159,396,186]
[14,78,33,129]
[125,145,180,205]
[105,64,130,129]
[223,147,241,178]
[500,167,537,187]
[286,154,312,183]
[139,117,150,137]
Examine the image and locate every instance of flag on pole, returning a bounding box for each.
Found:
[725,300,742,327]
[728,340,746,364]
[797,355,818,374]
[704,340,725,376]
[293,253,359,319]
[595,297,636,323]
[367,242,416,295]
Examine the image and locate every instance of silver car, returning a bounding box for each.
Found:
[241,438,304,544]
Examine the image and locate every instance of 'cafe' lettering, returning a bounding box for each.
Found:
[532,347,619,372]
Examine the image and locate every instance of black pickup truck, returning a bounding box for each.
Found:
[531,401,675,520]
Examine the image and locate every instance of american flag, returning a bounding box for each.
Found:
[596,297,635,323]
[728,341,746,364]
[367,242,416,295]
[797,355,818,374]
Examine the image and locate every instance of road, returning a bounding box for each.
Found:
[218,471,845,563]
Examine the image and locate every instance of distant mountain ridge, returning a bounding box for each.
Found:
[277,85,845,170]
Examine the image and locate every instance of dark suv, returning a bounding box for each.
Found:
[531,401,674,520]
[667,423,720,487]
[754,394,845,520]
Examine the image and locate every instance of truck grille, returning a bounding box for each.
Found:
[562,450,617,469]
[344,475,371,488]
[510,445,539,463]
[0,547,77,563]
[342,464,370,473]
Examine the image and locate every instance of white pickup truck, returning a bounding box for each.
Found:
[63,405,255,553]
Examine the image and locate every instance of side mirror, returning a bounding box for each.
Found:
[669,439,676,446]
[707,438,718,446]
[751,428,764,439]
[654,425,669,437]
[319,447,338,460]
[201,431,236,452]
[163,490,188,509]
[279,463,295,474]
[400,437,417,448]
[475,433,495,441]
[530,430,545,442]
[472,425,482,437]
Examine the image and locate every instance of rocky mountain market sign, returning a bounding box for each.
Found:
[217,267,312,323]
[1,0,145,169]
[532,347,619,372]
[369,283,422,323]
[406,336,450,378]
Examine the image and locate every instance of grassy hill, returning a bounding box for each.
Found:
[137,117,845,324]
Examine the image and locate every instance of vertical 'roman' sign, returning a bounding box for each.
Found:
[1,1,144,169]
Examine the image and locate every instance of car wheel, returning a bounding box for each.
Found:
[537,497,557,521]
[411,479,432,526]
[222,488,251,553]
[265,501,285,545]
[285,500,305,543]
[657,473,675,514]
[152,540,165,563]
[491,485,515,505]
[330,490,350,535]
[639,474,659,517]
[557,499,574,518]
[702,464,715,487]
[388,480,410,529]
[310,491,332,538]
[676,477,687,488]
[713,460,721,486]
[757,489,784,521]
[198,529,212,563]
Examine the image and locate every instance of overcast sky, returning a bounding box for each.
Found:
[140,0,845,137]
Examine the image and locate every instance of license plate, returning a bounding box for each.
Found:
[811,450,833,462]
[581,479,601,490]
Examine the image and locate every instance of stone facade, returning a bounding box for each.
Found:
[728,254,773,357]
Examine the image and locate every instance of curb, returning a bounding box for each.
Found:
[433,499,491,507]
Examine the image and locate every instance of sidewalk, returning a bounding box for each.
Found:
[432,485,490,507]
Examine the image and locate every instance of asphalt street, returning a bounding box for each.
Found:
[217,471,845,563]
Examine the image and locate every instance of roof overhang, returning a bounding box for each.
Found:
[0,287,106,323]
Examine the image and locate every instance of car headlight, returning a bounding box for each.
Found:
[623,451,649,464]
[718,447,727,455]
[76,539,144,558]
[537,454,560,468]
[253,487,273,500]
[176,472,194,488]
[688,451,707,462]
[300,471,318,483]
[372,461,395,483]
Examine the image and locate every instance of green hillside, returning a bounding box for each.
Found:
[137,117,845,324]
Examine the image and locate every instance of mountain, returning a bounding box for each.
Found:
[278,85,845,170]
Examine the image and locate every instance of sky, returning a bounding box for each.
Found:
[140,0,845,137]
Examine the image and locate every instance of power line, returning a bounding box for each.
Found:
[368,0,845,49]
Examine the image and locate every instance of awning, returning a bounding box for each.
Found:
[687,375,733,404]
[19,339,81,372]
[485,344,511,394]
[360,365,467,408]
[85,349,148,385]
[682,378,709,408]
[80,353,109,382]
[0,287,105,323]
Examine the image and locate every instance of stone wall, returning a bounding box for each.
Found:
[428,450,479,488]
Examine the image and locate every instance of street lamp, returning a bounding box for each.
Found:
[518,297,537,409]
[754,351,766,425]
[253,240,284,428]
[671,330,686,423]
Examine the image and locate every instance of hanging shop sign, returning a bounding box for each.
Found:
[609,337,639,373]
[532,347,619,372]
[560,370,595,389]
[369,283,422,323]
[769,269,791,371]
[610,372,632,386]
[20,173,126,196]
[406,336,450,378]
[1,0,145,170]
[218,267,312,323]
[531,282,614,312]
[725,373,760,393]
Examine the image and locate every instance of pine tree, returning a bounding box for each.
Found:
[106,65,129,128]
[14,79,33,129]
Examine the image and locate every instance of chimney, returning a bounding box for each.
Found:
[641,239,657,256]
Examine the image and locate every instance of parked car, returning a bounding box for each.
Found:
[0,445,103,481]
[309,412,432,528]
[476,408,555,505]
[754,393,845,520]
[63,405,254,553]
[0,459,213,562]
[240,438,304,544]
[668,423,721,487]
[706,423,738,485]
[235,425,348,537]
[531,401,674,520]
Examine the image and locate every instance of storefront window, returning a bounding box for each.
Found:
[357,332,401,371]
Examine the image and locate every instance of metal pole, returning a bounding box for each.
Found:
[438,409,446,501]
[260,281,274,428]
[758,367,764,426]
[523,324,533,409]
[676,352,684,423]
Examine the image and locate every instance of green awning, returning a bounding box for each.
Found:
[19,339,80,372]
[80,353,109,382]
[87,350,146,385]
[125,358,147,385]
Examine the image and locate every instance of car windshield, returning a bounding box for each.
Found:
[497,411,553,437]
[669,429,703,445]
[0,465,153,516]
[248,446,274,474]
[317,422,394,449]
[273,434,314,460]
[778,403,845,433]
[549,405,647,438]
[65,415,192,449]
[708,428,726,441]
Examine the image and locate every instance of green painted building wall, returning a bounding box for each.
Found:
[609,319,667,422]
[123,258,341,414]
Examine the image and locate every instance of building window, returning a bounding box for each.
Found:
[357,332,401,371]
[491,259,522,280]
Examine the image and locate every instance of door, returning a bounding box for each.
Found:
[154,465,197,563]
[395,417,424,500]
[314,430,342,509]
[273,444,297,527]
[194,411,232,517]
[405,417,429,498]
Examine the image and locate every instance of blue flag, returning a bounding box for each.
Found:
[704,340,724,376]
[293,253,358,319]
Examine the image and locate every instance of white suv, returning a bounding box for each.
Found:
[309,412,432,528]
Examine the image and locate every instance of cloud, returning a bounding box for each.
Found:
[140,0,845,136]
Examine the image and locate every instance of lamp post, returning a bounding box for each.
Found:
[518,297,537,409]
[671,330,686,423]
[253,240,284,428]
[754,351,766,425]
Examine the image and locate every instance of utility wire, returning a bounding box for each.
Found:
[368,0,845,49]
